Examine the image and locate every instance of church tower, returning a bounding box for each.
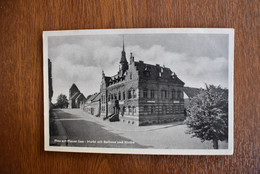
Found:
[119,38,128,75]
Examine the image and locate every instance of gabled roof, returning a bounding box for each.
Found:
[86,92,101,103]
[70,83,80,92]
[75,93,86,101]
[183,87,203,98]
[87,93,99,101]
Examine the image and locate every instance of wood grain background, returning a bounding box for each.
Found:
[0,0,259,173]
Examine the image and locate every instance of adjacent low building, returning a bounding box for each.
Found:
[183,87,203,109]
[83,93,101,116]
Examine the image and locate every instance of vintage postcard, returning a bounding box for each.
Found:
[43,28,234,155]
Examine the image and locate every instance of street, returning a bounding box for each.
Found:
[49,109,228,149]
[49,109,148,148]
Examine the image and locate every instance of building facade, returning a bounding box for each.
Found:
[83,93,101,116]
[98,42,185,126]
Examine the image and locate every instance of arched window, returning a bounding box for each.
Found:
[118,92,121,100]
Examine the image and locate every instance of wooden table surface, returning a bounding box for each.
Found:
[0,0,259,173]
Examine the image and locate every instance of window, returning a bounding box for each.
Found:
[132,106,136,115]
[162,105,167,114]
[128,106,132,114]
[144,106,148,115]
[177,90,183,99]
[128,90,132,99]
[130,72,132,79]
[172,89,176,99]
[151,106,155,114]
[173,105,178,113]
[150,90,155,98]
[118,92,121,100]
[143,89,148,98]
[161,90,167,99]
[123,91,125,100]
[180,105,184,113]
[133,89,136,98]
[114,94,117,100]
[158,106,162,114]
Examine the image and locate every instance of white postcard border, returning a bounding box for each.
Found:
[43,28,234,155]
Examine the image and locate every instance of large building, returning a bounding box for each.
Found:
[95,41,186,126]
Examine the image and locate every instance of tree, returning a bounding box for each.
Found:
[185,84,228,149]
[55,94,68,108]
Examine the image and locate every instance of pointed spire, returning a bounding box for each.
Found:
[120,35,127,63]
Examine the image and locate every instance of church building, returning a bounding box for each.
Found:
[68,84,86,109]
[98,41,186,126]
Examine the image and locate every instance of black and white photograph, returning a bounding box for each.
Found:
[43,28,234,155]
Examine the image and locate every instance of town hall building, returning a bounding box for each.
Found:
[85,41,185,126]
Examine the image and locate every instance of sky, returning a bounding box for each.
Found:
[48,33,229,103]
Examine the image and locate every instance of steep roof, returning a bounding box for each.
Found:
[70,83,80,92]
[75,93,86,101]
[183,87,202,98]
[87,93,99,102]
[69,92,81,100]
[135,61,185,85]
